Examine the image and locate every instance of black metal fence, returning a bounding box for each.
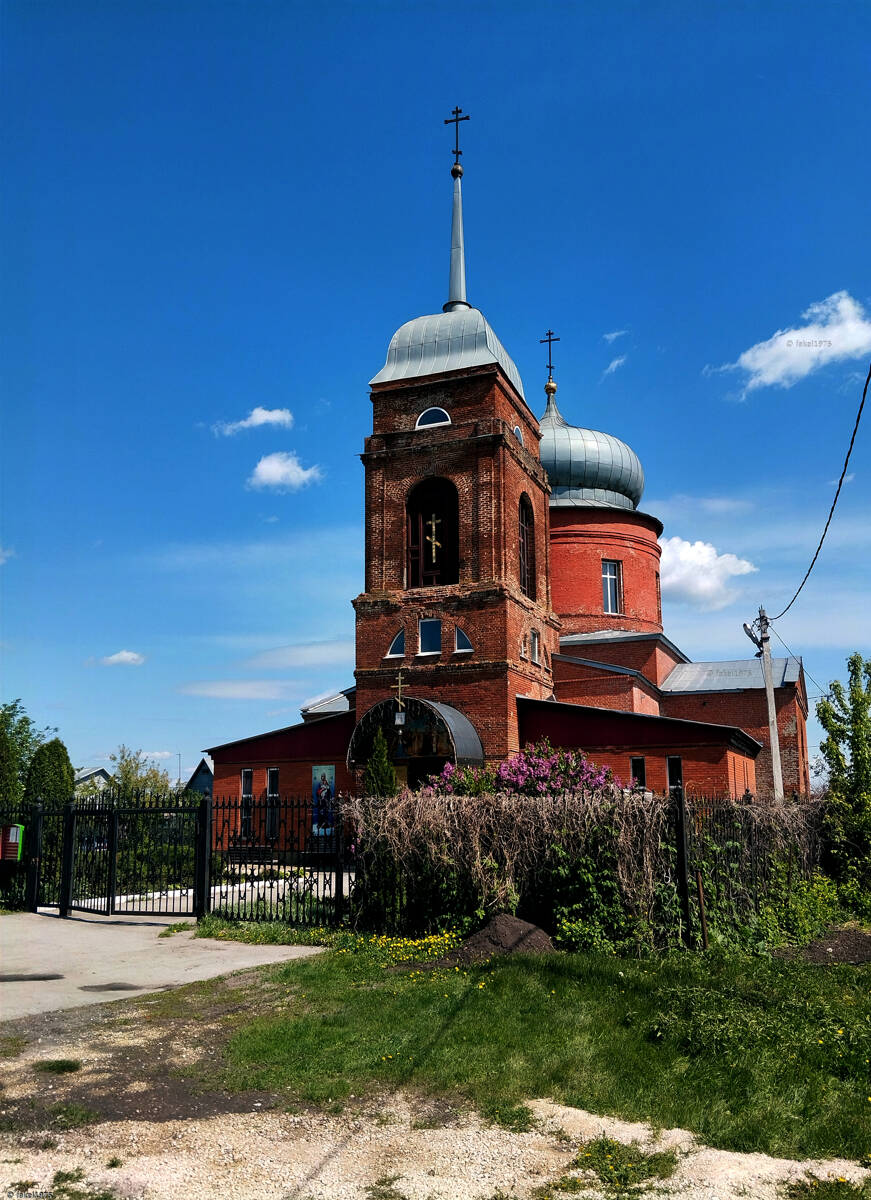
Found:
[0,791,350,926]
[0,789,822,947]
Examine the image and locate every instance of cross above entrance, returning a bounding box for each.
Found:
[390,666,407,711]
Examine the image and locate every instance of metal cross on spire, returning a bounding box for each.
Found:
[444,106,470,166]
[540,329,560,381]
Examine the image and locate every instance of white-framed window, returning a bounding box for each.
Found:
[418,618,442,655]
[266,767,279,839]
[520,634,528,659]
[530,630,541,664]
[386,629,405,657]
[602,559,623,614]
[415,407,451,429]
[454,626,473,653]
[240,768,253,840]
[513,424,524,446]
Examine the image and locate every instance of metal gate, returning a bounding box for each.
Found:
[3,792,350,925]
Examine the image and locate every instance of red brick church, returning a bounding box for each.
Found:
[207,130,810,814]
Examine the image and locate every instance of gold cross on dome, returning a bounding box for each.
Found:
[391,667,406,711]
[426,513,442,564]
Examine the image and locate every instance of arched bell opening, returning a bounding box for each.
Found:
[406,477,459,588]
[347,696,483,790]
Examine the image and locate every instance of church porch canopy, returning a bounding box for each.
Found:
[347,696,484,772]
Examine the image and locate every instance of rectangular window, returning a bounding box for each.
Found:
[630,757,646,788]
[602,560,623,614]
[667,756,683,795]
[240,768,253,840]
[530,630,541,664]
[266,767,279,840]
[418,618,442,655]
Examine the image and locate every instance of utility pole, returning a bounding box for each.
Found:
[743,607,785,802]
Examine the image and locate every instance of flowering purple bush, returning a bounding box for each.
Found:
[432,739,620,797]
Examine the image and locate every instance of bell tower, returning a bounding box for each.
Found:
[351,111,560,779]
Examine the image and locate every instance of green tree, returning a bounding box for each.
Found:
[817,652,871,911]
[109,745,172,798]
[0,720,20,803]
[362,728,397,797]
[24,738,75,804]
[0,700,57,802]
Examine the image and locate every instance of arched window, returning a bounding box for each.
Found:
[454,626,473,653]
[513,424,524,446]
[518,494,536,600]
[406,477,459,588]
[415,407,451,429]
[385,629,405,657]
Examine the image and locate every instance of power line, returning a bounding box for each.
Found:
[771,360,870,621]
[767,623,829,699]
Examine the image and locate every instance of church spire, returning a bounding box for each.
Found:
[540,328,564,422]
[443,106,471,313]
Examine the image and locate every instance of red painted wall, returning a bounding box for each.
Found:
[518,700,758,797]
[661,687,809,797]
[550,507,663,635]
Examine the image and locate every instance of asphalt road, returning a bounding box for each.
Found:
[0,911,321,1020]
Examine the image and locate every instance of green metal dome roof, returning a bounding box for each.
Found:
[539,392,645,510]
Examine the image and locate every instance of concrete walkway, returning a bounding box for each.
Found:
[0,911,322,1021]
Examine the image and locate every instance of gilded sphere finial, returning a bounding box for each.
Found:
[545,378,557,396]
[451,162,463,179]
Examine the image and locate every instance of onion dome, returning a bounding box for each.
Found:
[539,386,645,510]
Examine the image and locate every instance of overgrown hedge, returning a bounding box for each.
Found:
[343,748,830,951]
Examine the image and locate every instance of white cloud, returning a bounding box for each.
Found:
[827,472,855,486]
[213,407,294,436]
[246,451,323,492]
[602,355,627,377]
[0,545,15,565]
[179,680,300,700]
[100,649,146,666]
[245,640,355,669]
[660,536,757,611]
[603,330,627,344]
[713,291,871,394]
[144,750,174,760]
[647,493,755,522]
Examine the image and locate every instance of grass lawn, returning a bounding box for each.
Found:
[198,917,871,1162]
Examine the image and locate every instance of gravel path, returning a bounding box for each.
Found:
[1,962,868,1200]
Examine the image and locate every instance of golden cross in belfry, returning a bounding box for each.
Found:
[426,513,442,564]
[390,667,406,711]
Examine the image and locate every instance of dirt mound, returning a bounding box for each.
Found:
[442,914,555,966]
[782,925,871,965]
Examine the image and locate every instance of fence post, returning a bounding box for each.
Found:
[194,795,212,920]
[106,805,119,916]
[25,802,44,912]
[333,820,345,927]
[59,800,76,918]
[673,786,694,948]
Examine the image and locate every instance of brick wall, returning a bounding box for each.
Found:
[551,654,661,714]
[354,362,561,761]
[660,687,809,796]
[550,507,663,635]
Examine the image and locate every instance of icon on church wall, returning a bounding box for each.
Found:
[312,765,335,836]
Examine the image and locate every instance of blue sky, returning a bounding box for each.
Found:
[2,0,869,782]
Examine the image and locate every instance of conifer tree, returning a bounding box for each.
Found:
[362,728,397,797]
[24,738,75,804]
